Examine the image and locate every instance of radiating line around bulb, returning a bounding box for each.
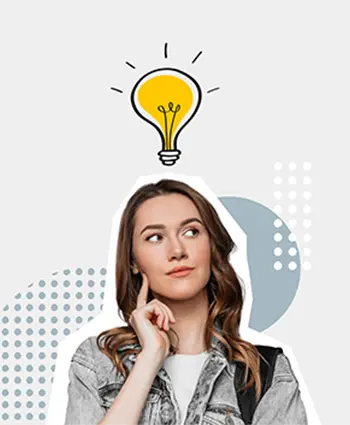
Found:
[125,61,136,69]
[207,87,220,94]
[110,87,123,93]
[192,51,203,64]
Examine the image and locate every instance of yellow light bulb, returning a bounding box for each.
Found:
[131,67,202,166]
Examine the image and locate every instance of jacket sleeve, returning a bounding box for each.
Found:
[64,338,106,425]
[251,353,308,425]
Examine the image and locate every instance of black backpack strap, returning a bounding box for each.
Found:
[234,345,283,424]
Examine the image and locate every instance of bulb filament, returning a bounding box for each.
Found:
[157,102,181,149]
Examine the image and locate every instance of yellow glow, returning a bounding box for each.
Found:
[138,75,193,150]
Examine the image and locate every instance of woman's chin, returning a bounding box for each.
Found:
[158,285,206,302]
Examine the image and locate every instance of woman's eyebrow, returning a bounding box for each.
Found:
[140,217,203,235]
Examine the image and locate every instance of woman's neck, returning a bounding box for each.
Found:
[155,289,209,355]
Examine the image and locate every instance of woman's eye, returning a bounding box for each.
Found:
[146,234,162,242]
[184,228,199,237]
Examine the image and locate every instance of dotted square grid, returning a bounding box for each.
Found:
[1,267,107,422]
[273,162,312,271]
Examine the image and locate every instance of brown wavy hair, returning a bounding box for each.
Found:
[97,178,262,400]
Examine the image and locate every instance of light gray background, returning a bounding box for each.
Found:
[1,1,349,424]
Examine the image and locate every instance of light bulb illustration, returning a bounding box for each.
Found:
[131,67,202,166]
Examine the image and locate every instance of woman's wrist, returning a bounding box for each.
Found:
[137,349,164,371]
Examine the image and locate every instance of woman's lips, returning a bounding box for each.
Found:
[168,268,193,278]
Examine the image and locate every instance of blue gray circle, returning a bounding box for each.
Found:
[219,196,301,331]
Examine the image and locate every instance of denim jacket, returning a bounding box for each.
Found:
[64,328,308,425]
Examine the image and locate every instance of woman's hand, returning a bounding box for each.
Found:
[128,272,176,363]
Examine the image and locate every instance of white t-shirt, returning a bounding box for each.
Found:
[163,351,210,425]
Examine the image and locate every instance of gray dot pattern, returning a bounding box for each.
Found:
[0,267,107,422]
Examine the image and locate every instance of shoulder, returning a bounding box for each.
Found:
[70,336,115,375]
[272,352,299,384]
[251,351,308,425]
[256,346,299,383]
[70,335,125,388]
[71,336,100,366]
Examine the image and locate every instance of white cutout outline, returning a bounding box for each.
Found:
[47,173,321,425]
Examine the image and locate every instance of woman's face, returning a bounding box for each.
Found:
[131,193,211,301]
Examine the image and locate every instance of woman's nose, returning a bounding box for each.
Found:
[167,237,188,261]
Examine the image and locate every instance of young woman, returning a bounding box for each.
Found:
[64,178,308,425]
